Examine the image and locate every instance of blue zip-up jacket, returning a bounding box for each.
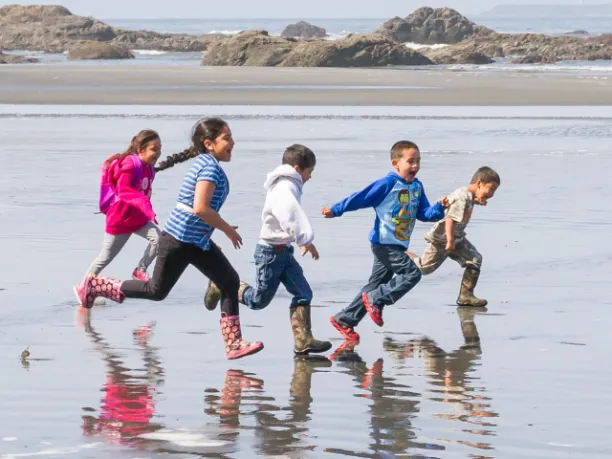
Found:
[331,172,445,249]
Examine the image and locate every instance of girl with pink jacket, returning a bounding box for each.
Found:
[74,130,162,305]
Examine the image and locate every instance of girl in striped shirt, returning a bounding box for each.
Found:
[74,118,263,361]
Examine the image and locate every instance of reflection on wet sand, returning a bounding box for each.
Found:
[74,306,495,458]
[204,356,332,457]
[254,355,332,457]
[79,311,163,448]
[328,342,445,458]
[77,309,234,457]
[384,307,498,458]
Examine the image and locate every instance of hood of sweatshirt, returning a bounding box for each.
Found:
[263,164,303,192]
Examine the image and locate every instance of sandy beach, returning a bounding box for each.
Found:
[1,65,612,105]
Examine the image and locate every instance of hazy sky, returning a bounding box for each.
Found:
[5,0,594,18]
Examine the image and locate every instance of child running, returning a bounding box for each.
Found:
[204,144,331,355]
[76,130,162,304]
[406,166,501,307]
[321,140,447,341]
[73,117,264,360]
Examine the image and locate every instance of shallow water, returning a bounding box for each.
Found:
[1,105,611,458]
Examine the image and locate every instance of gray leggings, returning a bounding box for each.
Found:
[86,221,161,276]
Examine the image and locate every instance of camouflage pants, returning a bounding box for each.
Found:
[415,238,482,275]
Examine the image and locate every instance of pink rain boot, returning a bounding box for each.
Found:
[74,275,125,309]
[220,314,264,360]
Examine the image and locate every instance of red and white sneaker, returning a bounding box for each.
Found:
[362,292,384,327]
[132,268,150,282]
[329,316,360,341]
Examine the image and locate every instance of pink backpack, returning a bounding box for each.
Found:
[99,155,144,214]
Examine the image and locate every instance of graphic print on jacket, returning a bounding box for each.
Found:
[377,180,421,245]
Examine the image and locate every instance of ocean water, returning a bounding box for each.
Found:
[1,104,611,458]
[5,15,612,73]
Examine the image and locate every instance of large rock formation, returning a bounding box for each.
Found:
[0,51,39,64]
[68,41,134,60]
[377,7,494,44]
[201,30,433,67]
[202,30,296,66]
[424,33,612,63]
[113,30,219,52]
[0,5,217,52]
[281,21,327,39]
[280,33,433,67]
[421,48,495,64]
[0,5,115,52]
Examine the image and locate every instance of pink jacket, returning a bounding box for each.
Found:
[105,156,156,235]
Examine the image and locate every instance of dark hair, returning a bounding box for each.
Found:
[282,144,316,170]
[471,166,501,186]
[105,129,159,167]
[155,117,229,172]
[390,140,419,160]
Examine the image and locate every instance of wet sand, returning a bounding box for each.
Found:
[1,65,612,105]
[1,104,612,458]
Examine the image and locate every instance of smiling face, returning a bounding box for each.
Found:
[204,125,234,162]
[392,147,421,182]
[473,181,499,205]
[137,138,162,166]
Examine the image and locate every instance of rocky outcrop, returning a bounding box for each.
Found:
[202,30,296,66]
[0,4,218,53]
[423,33,612,63]
[511,52,557,64]
[68,41,134,60]
[421,48,494,64]
[0,51,39,64]
[281,21,327,39]
[377,7,494,44]
[280,33,433,67]
[202,30,433,67]
[588,34,612,45]
[113,30,219,52]
[0,5,115,52]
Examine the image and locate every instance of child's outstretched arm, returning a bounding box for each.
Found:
[194,181,242,249]
[321,176,395,218]
[416,186,447,222]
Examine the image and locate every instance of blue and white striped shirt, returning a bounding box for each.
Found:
[165,153,229,250]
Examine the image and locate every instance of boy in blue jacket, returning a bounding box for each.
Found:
[321,140,448,341]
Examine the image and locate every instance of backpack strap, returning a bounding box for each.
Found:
[129,155,144,188]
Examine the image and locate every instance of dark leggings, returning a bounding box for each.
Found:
[121,232,239,316]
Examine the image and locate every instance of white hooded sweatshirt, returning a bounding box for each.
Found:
[259,164,314,247]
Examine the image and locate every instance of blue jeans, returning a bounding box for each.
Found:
[243,244,313,310]
[334,244,422,328]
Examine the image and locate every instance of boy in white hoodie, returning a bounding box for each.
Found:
[205,145,331,355]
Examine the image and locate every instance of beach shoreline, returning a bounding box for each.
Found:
[1,65,611,105]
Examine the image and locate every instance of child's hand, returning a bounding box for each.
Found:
[224,226,243,249]
[300,244,320,260]
[445,239,455,253]
[321,207,334,218]
[438,196,450,207]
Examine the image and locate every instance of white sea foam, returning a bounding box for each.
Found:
[404,42,450,50]
[132,49,168,55]
[207,29,243,35]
